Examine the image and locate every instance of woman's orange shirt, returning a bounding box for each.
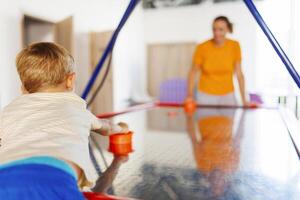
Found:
[193,39,242,95]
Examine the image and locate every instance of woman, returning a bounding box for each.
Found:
[187,16,250,106]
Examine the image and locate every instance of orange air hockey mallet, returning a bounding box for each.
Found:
[184,98,197,114]
[109,131,134,156]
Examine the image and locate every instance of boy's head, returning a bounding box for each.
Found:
[16,42,75,94]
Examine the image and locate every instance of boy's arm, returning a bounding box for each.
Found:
[92,155,128,193]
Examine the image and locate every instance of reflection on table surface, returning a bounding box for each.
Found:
[91,107,300,200]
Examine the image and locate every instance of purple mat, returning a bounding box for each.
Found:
[159,79,263,104]
[159,79,187,103]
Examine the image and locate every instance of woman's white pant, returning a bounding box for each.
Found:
[196,91,237,106]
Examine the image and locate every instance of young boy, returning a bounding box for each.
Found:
[0,42,128,199]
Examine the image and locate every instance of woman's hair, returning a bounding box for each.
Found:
[214,16,233,33]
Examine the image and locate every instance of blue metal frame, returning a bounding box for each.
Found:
[81,0,141,99]
[82,0,141,175]
[243,0,300,88]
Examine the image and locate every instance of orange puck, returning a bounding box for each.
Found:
[184,99,197,113]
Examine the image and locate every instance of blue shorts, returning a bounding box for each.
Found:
[0,158,84,200]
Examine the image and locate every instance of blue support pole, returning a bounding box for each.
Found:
[81,0,140,99]
[82,0,140,175]
[243,0,300,88]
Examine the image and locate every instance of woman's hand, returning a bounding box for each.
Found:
[243,101,259,108]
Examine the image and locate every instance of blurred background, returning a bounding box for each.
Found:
[1,0,300,116]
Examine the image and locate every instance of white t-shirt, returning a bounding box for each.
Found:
[0,92,103,186]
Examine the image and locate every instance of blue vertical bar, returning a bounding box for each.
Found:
[243,0,300,88]
[81,0,140,99]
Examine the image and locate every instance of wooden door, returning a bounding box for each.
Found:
[89,31,114,114]
[22,15,55,47]
[22,15,73,54]
[147,42,196,96]
[54,16,73,53]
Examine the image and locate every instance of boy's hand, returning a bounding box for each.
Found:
[110,122,129,135]
[117,122,129,133]
[109,122,129,135]
[94,120,130,136]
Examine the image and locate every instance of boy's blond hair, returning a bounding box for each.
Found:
[16,42,74,93]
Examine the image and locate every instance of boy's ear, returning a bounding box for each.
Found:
[66,73,76,91]
[21,85,29,94]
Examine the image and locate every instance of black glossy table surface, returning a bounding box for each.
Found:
[90,106,300,200]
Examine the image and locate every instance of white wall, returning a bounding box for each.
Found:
[113,5,148,108]
[0,0,22,108]
[255,0,299,94]
[294,0,300,70]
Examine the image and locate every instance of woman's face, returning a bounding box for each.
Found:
[213,20,229,43]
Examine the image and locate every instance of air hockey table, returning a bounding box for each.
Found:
[87,103,300,200]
